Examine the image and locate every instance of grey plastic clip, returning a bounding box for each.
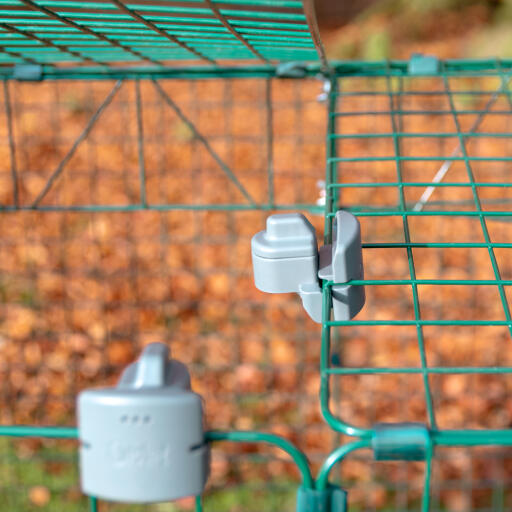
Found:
[78,343,209,503]
[251,211,365,323]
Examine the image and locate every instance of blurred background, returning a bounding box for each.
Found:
[0,1,511,511]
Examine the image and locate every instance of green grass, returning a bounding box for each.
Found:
[0,439,297,512]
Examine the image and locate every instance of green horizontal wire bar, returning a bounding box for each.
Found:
[220,9,305,20]
[326,320,512,327]
[0,203,323,213]
[324,366,512,375]
[335,89,512,97]
[433,430,512,446]
[327,210,512,217]
[329,182,512,189]
[329,132,512,139]
[363,242,512,248]
[328,156,512,163]
[328,278,512,286]
[1,424,510,448]
[332,109,511,116]
[0,425,78,438]
[0,59,506,81]
[229,19,308,29]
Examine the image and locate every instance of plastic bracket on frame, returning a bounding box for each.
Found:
[251,211,365,323]
[296,486,347,512]
[12,64,43,81]
[372,423,431,461]
[408,53,440,75]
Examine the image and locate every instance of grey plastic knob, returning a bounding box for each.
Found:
[77,343,209,503]
[251,211,365,323]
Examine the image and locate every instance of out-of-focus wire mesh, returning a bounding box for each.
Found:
[1,64,512,512]
[0,77,333,511]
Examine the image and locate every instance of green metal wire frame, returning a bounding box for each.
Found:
[0,0,327,68]
[1,58,511,511]
[0,425,317,512]
[319,58,512,509]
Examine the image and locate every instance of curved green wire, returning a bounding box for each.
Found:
[205,430,314,489]
[316,439,371,491]
[320,284,372,438]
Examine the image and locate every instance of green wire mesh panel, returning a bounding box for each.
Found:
[0,75,336,511]
[0,0,324,67]
[1,48,512,512]
[321,59,512,510]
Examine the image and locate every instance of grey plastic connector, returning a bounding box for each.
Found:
[318,211,365,321]
[251,211,365,323]
[77,343,209,503]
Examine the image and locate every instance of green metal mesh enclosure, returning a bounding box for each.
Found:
[0,1,511,512]
[320,60,512,511]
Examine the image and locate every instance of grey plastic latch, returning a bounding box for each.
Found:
[251,211,365,323]
[77,343,209,503]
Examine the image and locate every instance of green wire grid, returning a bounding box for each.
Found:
[0,0,326,67]
[1,58,512,511]
[320,59,512,509]
[0,75,332,511]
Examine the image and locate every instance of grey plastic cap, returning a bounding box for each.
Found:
[251,213,317,259]
[252,213,318,294]
[78,343,209,503]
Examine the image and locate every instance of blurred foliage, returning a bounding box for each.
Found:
[326,0,512,60]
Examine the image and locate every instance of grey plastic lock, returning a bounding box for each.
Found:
[78,343,209,503]
[251,211,365,323]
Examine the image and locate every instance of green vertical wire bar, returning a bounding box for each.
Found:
[326,75,350,452]
[441,70,512,337]
[3,79,18,207]
[320,282,371,437]
[135,79,147,207]
[89,496,98,512]
[195,495,203,512]
[265,77,274,207]
[496,60,512,108]
[324,75,338,244]
[384,70,438,429]
[421,438,434,512]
